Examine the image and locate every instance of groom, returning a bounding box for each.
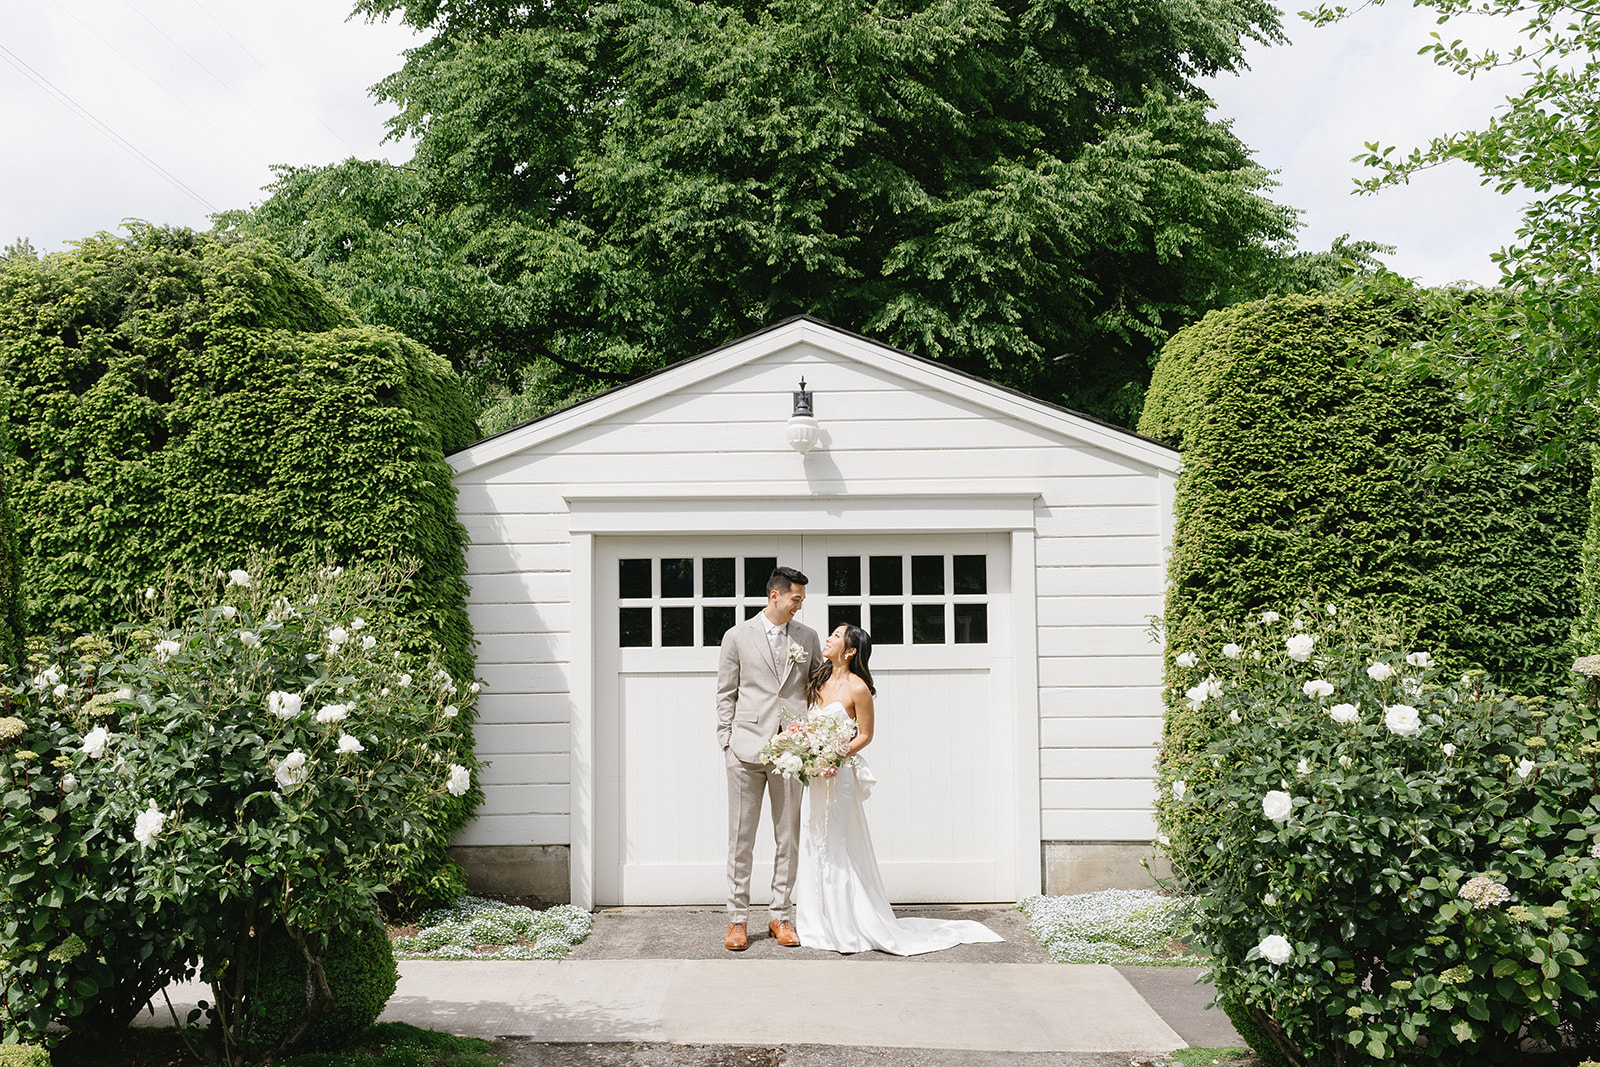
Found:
[715,565,823,951]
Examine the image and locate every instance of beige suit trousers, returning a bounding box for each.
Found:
[724,746,801,924]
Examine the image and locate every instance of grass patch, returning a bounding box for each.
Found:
[390,897,592,960]
[1166,1047,1253,1065]
[1017,889,1202,965]
[51,1023,497,1067]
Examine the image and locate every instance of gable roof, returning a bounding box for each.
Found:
[448,316,1180,475]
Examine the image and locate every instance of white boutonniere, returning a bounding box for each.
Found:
[787,643,808,667]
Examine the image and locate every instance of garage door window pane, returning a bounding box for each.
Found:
[744,557,777,599]
[828,556,860,597]
[870,604,904,644]
[703,557,736,597]
[619,607,652,646]
[954,554,986,594]
[661,558,694,598]
[619,559,652,600]
[745,605,764,620]
[911,555,944,596]
[829,604,861,632]
[704,606,736,644]
[869,556,902,596]
[661,607,694,646]
[954,603,988,644]
[912,604,945,644]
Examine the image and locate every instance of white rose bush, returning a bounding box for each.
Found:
[1160,601,1600,1064]
[0,564,481,1062]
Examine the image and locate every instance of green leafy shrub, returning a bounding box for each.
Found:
[0,224,476,682]
[0,408,20,672]
[0,564,479,1063]
[244,920,399,1051]
[1166,605,1600,1064]
[0,1045,50,1067]
[1140,283,1588,705]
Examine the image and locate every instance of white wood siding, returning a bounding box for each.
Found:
[451,327,1170,856]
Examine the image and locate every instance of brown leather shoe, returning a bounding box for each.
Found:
[724,922,748,951]
[768,919,800,947]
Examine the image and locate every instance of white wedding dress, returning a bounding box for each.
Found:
[795,702,1006,955]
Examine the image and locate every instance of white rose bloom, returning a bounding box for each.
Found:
[1171,779,1187,801]
[327,626,349,647]
[228,568,252,588]
[268,691,303,720]
[350,617,366,631]
[1262,790,1294,824]
[1262,892,1277,906]
[337,733,364,755]
[447,764,472,797]
[1296,758,1311,775]
[1443,743,1456,756]
[1406,651,1434,668]
[155,639,181,663]
[1285,634,1316,662]
[1402,677,1424,698]
[61,773,77,793]
[133,800,167,847]
[274,750,310,792]
[1258,934,1293,965]
[1228,709,1241,724]
[1260,611,1281,624]
[1222,643,1242,659]
[443,705,459,719]
[1366,662,1395,682]
[239,630,261,649]
[52,683,68,699]
[144,587,158,599]
[1326,604,1337,616]
[1384,704,1422,738]
[1175,651,1198,669]
[1328,703,1360,725]
[114,687,136,701]
[1157,834,1171,847]
[362,635,377,651]
[315,704,350,724]
[1338,754,1353,768]
[399,673,413,688]
[218,605,237,620]
[468,682,481,695]
[81,726,110,759]
[1184,682,1211,712]
[1517,758,1534,779]
[1302,679,1334,699]
[773,753,803,779]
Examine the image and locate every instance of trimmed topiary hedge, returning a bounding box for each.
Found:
[0,224,476,681]
[243,920,399,1053]
[1140,282,1589,800]
[0,406,21,673]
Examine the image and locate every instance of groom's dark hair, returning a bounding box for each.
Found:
[766,566,808,594]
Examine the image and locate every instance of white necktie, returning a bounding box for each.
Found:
[770,625,786,671]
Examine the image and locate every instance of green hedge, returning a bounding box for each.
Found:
[0,225,477,680]
[1139,284,1588,774]
[0,406,21,673]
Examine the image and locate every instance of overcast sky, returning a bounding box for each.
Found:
[3,0,1532,286]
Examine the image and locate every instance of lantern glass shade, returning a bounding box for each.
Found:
[787,414,820,453]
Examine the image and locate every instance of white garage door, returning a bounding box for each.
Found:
[594,533,1016,905]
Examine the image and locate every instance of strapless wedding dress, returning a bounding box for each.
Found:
[795,702,1005,955]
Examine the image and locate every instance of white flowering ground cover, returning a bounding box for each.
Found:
[1018,889,1201,965]
[390,898,593,960]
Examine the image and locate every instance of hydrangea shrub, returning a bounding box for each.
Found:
[0,564,480,1063]
[1163,606,1600,1063]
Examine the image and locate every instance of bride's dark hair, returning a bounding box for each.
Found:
[806,624,876,706]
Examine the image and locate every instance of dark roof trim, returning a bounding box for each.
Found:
[448,315,1175,456]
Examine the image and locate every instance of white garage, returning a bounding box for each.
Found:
[447,317,1178,909]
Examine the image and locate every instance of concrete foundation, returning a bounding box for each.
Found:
[1042,842,1170,895]
[451,844,570,903]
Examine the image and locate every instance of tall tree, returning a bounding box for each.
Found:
[223,0,1318,427]
[1316,0,1600,456]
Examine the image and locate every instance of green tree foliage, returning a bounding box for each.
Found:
[224,0,1331,427]
[1140,282,1588,741]
[1313,0,1600,456]
[0,225,476,680]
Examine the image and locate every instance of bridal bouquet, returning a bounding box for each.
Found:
[759,709,856,785]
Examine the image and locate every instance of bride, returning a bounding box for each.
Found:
[795,623,1005,955]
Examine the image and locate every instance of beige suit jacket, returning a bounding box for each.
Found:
[716,614,823,763]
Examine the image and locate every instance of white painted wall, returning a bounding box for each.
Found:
[449,321,1174,878]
